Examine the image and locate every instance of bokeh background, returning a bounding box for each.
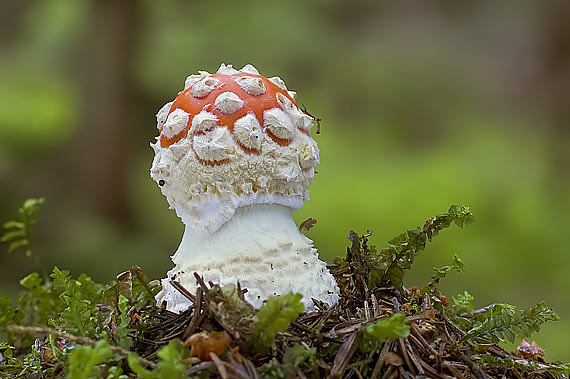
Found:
[1,0,569,360]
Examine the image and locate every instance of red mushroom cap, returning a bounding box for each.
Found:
[160,72,308,153]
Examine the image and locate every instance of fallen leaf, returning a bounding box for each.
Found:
[41,347,55,367]
[385,352,403,366]
[299,218,317,231]
[116,270,133,301]
[516,340,545,361]
[184,331,231,361]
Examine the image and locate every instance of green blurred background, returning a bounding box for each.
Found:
[1,0,569,360]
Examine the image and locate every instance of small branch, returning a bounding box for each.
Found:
[459,354,490,379]
[397,338,416,375]
[330,331,362,377]
[442,361,467,379]
[169,280,197,303]
[471,305,492,315]
[300,104,321,134]
[6,324,156,369]
[182,287,205,340]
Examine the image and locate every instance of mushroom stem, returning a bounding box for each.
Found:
[156,204,339,313]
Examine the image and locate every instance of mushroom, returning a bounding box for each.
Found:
[151,63,339,312]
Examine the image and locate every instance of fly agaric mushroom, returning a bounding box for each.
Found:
[151,63,339,312]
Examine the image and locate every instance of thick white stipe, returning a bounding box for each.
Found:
[155,204,339,313]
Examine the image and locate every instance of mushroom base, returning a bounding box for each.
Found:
[155,204,339,313]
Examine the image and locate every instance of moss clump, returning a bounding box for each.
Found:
[1,200,569,378]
